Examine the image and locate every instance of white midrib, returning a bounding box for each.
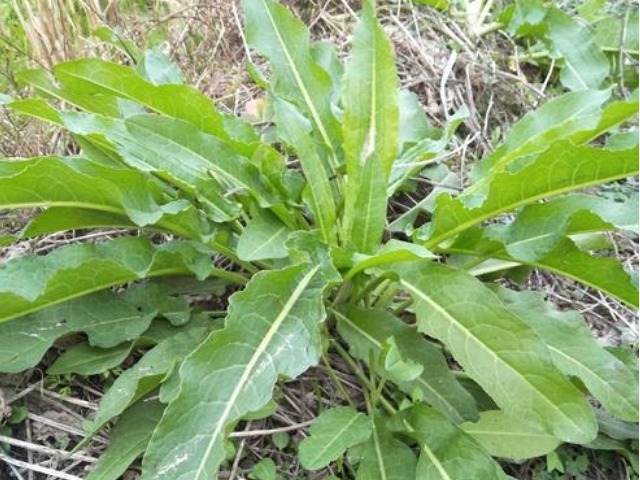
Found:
[193,266,319,479]
[421,444,453,480]
[400,279,585,437]
[260,0,337,168]
[551,347,636,414]
[253,227,286,259]
[372,422,387,480]
[336,313,459,420]
[307,414,362,466]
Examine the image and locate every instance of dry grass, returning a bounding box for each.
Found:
[0,1,637,479]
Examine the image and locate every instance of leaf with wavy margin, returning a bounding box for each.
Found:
[141,264,325,480]
[495,287,639,422]
[395,263,597,444]
[336,308,477,423]
[342,0,399,253]
[0,156,210,240]
[299,407,372,470]
[243,0,342,170]
[425,141,638,249]
[460,410,561,459]
[0,237,245,324]
[390,404,507,480]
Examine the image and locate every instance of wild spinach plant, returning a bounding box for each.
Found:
[0,0,638,478]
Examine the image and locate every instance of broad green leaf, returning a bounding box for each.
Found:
[396,263,597,443]
[243,0,342,170]
[0,97,63,126]
[20,208,137,239]
[389,107,466,194]
[85,400,164,480]
[273,98,337,243]
[425,141,638,248]
[136,48,185,85]
[595,409,639,441]
[336,308,478,423]
[460,410,561,459]
[0,284,188,372]
[356,417,417,480]
[89,317,214,434]
[0,237,238,324]
[0,156,210,240]
[62,112,240,222]
[492,194,638,261]
[18,68,128,118]
[141,265,325,480]
[345,240,436,280]
[391,405,507,480]
[342,1,399,253]
[298,407,372,470]
[495,287,639,422]
[544,8,610,91]
[124,115,274,206]
[52,59,236,142]
[251,459,277,480]
[237,210,290,261]
[471,89,611,182]
[398,89,435,147]
[570,94,639,145]
[48,342,133,375]
[506,1,609,91]
[593,12,639,53]
[446,228,639,307]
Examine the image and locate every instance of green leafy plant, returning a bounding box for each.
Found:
[0,0,638,478]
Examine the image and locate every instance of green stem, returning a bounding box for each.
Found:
[332,341,396,415]
[321,348,358,409]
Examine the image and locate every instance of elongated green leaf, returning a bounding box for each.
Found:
[124,115,274,205]
[391,405,507,480]
[389,107,466,194]
[237,210,290,261]
[273,98,337,242]
[425,141,638,248]
[396,263,597,443]
[18,68,128,118]
[20,208,137,239]
[136,48,185,85]
[48,342,133,375]
[0,156,209,240]
[495,287,639,422]
[446,228,639,307]
[0,284,189,372]
[493,194,638,261]
[471,89,611,182]
[507,1,609,91]
[544,8,610,91]
[336,308,478,423]
[460,410,561,459]
[141,265,325,480]
[299,407,372,470]
[345,240,436,280]
[52,59,230,140]
[89,317,214,434]
[595,409,639,441]
[243,0,342,169]
[342,1,399,253]
[0,97,63,126]
[356,417,417,480]
[570,94,639,145]
[0,237,237,324]
[62,112,240,222]
[86,400,164,480]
